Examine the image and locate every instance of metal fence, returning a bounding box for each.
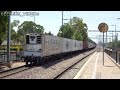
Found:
[0,49,22,64]
[105,49,120,64]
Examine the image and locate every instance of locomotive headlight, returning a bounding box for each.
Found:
[38,49,41,51]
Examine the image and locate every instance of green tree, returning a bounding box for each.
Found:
[0,11,9,45]
[48,31,53,35]
[117,40,120,48]
[11,20,20,43]
[57,17,88,41]
[107,42,112,48]
[17,21,44,36]
[58,23,73,39]
[71,17,88,41]
[44,31,53,35]
[2,20,20,43]
[17,21,44,43]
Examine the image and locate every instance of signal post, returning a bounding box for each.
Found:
[98,23,108,66]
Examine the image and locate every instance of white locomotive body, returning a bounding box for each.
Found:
[22,33,96,65]
[22,33,42,64]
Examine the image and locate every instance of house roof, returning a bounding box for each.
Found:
[1,40,22,46]
[1,40,13,45]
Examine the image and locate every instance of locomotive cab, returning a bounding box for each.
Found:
[25,33,42,51]
[22,33,42,65]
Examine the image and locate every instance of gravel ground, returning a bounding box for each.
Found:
[0,61,25,72]
[2,49,96,79]
[56,55,92,79]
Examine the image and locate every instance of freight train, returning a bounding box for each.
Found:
[21,33,96,65]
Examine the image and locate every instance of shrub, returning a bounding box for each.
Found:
[10,47,18,51]
[19,48,23,51]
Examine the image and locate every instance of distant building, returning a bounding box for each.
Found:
[0,40,22,51]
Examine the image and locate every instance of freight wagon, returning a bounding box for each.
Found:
[22,33,96,65]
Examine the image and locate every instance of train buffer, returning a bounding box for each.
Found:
[74,51,120,79]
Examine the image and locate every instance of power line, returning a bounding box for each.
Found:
[88,30,120,32]
[66,11,71,18]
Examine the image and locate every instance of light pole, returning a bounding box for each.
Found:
[111,24,117,62]
[111,25,117,49]
[62,11,63,28]
[116,18,120,44]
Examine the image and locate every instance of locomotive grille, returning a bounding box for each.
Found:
[37,35,41,44]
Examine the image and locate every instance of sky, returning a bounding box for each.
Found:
[11,11,120,43]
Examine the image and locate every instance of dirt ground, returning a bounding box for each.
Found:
[0,61,25,72]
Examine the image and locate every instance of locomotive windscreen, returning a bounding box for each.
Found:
[26,35,29,44]
[26,34,41,44]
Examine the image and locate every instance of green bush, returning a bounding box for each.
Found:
[19,48,23,51]
[10,47,18,51]
[0,46,23,51]
[0,47,6,50]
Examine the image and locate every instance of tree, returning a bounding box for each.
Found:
[0,11,9,45]
[107,42,112,48]
[17,21,44,43]
[57,23,73,39]
[57,17,88,41]
[2,20,20,43]
[71,17,88,41]
[48,31,53,35]
[117,40,120,48]
[11,20,20,43]
[17,21,44,36]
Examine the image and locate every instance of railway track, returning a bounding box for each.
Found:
[0,65,32,79]
[0,49,97,79]
[53,50,96,79]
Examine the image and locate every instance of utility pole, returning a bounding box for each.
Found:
[7,13,11,68]
[112,31,113,55]
[61,11,63,36]
[115,25,117,50]
[117,33,118,41]
[62,11,63,28]
[115,25,116,39]
[34,16,35,23]
[114,25,117,63]
[106,32,107,48]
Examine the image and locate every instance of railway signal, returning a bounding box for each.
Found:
[98,23,109,66]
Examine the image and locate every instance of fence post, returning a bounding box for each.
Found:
[16,51,17,61]
[3,48,4,62]
[113,51,115,60]
[116,51,117,63]
[117,53,119,63]
[119,54,120,64]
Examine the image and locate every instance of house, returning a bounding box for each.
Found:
[0,40,22,51]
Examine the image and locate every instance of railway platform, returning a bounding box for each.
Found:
[74,51,120,79]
